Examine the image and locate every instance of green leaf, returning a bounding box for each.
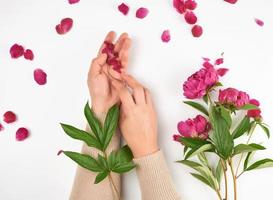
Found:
[183,101,209,116]
[117,145,134,163]
[215,159,223,185]
[84,102,103,142]
[245,159,273,171]
[233,143,265,156]
[185,144,213,160]
[243,151,255,171]
[63,151,102,172]
[203,94,209,104]
[180,137,210,149]
[232,116,251,139]
[214,82,223,87]
[209,106,234,160]
[107,151,117,170]
[219,105,232,128]
[190,173,214,189]
[112,162,135,173]
[60,123,102,150]
[102,104,120,150]
[197,152,210,169]
[240,104,259,110]
[95,171,109,184]
[258,123,270,138]
[97,154,108,170]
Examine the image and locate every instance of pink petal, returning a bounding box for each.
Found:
[185,0,197,10]
[3,111,17,124]
[118,3,129,16]
[57,150,64,155]
[217,68,229,76]
[68,0,80,4]
[24,49,34,60]
[34,68,47,85]
[161,30,171,43]
[16,127,29,141]
[173,0,186,14]
[10,44,24,59]
[0,123,4,132]
[184,11,197,25]
[191,25,203,37]
[255,18,264,27]
[215,58,224,65]
[224,0,238,4]
[136,7,149,19]
[55,18,73,35]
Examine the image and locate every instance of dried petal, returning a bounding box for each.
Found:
[10,44,24,59]
[24,49,34,60]
[161,30,171,43]
[55,18,73,35]
[34,68,47,85]
[57,150,64,155]
[3,111,17,124]
[136,7,149,19]
[184,11,197,24]
[191,25,203,37]
[68,0,80,4]
[255,18,264,27]
[118,3,129,16]
[185,0,197,10]
[16,127,29,141]
[224,0,238,4]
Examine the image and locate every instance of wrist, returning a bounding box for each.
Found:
[132,144,159,159]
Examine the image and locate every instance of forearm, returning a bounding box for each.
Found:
[69,113,121,200]
[133,150,181,200]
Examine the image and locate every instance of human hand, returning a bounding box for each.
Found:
[87,31,131,115]
[111,74,159,158]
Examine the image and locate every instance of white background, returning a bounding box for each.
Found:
[1,0,273,199]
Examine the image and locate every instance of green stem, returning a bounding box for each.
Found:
[221,160,228,200]
[235,122,257,177]
[216,189,223,200]
[229,158,237,200]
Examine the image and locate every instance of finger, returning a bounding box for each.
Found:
[97,31,116,55]
[111,79,135,108]
[122,74,145,105]
[119,38,131,69]
[108,67,122,80]
[144,88,153,105]
[114,33,129,53]
[89,53,107,76]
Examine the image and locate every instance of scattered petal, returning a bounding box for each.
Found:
[255,18,264,27]
[118,3,129,16]
[57,150,64,155]
[215,58,224,65]
[34,69,47,85]
[3,111,17,124]
[0,123,4,131]
[68,0,80,4]
[136,7,149,19]
[191,25,203,37]
[55,18,73,35]
[224,0,238,4]
[24,49,34,60]
[184,11,197,25]
[16,127,29,141]
[10,44,24,59]
[161,30,171,43]
[185,0,197,10]
[217,68,229,76]
[173,0,186,14]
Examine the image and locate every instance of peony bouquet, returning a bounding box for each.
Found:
[173,57,272,200]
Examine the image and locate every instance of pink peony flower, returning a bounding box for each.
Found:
[16,127,29,141]
[161,30,171,43]
[0,123,3,131]
[34,69,47,85]
[136,7,149,19]
[10,44,24,59]
[24,49,34,60]
[255,18,264,27]
[3,111,17,124]
[102,41,122,73]
[218,88,249,109]
[247,99,261,119]
[173,115,210,141]
[118,3,129,16]
[183,59,227,99]
[184,11,197,24]
[224,0,238,4]
[191,25,203,37]
[55,18,73,35]
[68,0,80,4]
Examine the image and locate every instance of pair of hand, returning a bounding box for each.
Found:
[87,31,158,158]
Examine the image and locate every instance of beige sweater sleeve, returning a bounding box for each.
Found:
[133,150,181,200]
[69,113,121,200]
